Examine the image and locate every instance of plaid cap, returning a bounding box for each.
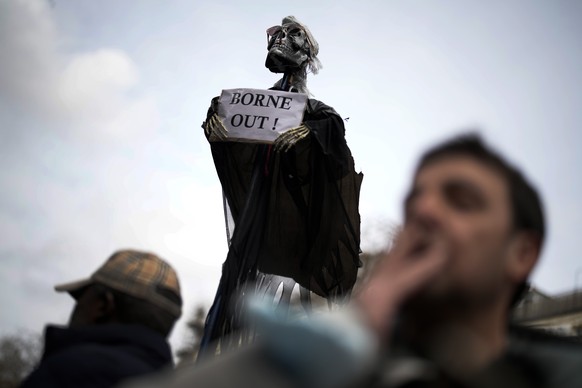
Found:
[55,250,182,318]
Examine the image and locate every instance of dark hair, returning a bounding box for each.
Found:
[416,133,545,305]
[93,284,179,337]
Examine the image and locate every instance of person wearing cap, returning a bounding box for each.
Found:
[20,250,183,388]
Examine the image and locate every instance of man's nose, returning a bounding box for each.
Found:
[408,193,443,229]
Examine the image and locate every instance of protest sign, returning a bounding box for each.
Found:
[216,88,308,143]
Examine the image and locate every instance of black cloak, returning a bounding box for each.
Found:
[201,95,363,348]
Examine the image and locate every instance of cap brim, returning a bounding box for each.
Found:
[54,278,93,298]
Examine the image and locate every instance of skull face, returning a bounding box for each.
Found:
[265,21,311,73]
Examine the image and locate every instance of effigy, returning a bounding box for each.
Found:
[200,16,363,354]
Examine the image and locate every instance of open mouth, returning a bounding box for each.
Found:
[270,42,290,53]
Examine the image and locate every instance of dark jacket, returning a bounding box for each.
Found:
[20,324,173,388]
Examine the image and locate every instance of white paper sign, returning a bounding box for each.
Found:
[217,88,308,143]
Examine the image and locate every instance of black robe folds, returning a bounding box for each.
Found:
[201,96,363,349]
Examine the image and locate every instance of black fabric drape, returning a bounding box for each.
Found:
[200,96,363,350]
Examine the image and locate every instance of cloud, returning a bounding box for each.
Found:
[0,0,219,345]
[0,0,59,110]
[0,0,158,144]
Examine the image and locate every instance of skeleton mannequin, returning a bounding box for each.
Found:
[200,16,362,355]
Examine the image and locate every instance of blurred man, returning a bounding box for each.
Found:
[122,134,582,388]
[21,250,182,388]
[354,134,550,386]
[352,134,579,387]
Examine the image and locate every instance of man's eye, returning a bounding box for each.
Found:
[452,195,476,210]
[447,189,481,211]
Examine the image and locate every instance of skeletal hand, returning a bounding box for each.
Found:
[273,125,310,152]
[203,113,229,141]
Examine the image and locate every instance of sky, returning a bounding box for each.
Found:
[1,0,581,351]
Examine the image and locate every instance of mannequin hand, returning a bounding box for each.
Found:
[204,113,229,141]
[273,125,310,152]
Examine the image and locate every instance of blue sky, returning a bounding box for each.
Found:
[1,0,581,350]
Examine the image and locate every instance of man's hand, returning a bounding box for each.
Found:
[356,225,450,342]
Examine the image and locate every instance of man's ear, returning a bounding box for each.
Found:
[507,232,541,284]
[94,290,116,324]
